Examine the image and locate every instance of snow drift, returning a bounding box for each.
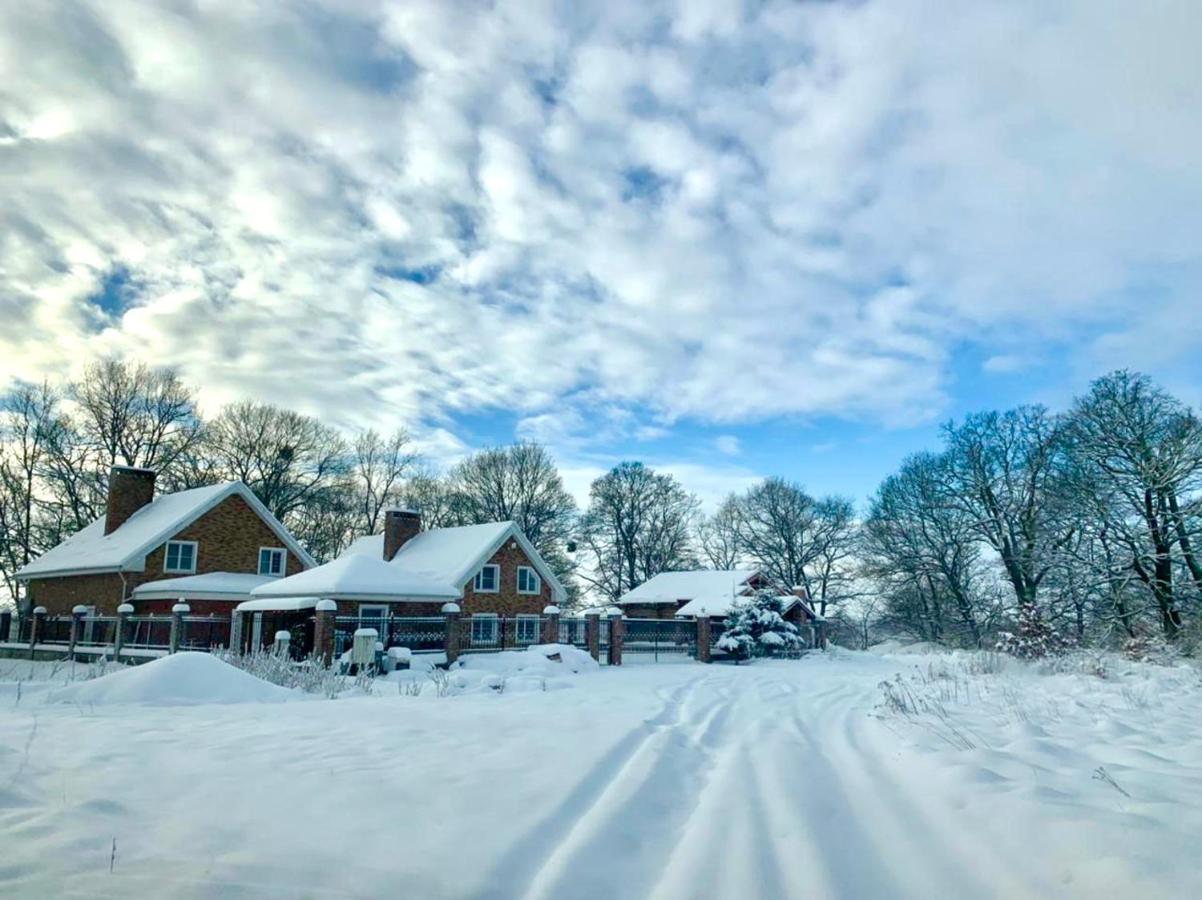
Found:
[50,652,295,706]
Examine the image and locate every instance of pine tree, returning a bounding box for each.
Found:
[716,589,805,661]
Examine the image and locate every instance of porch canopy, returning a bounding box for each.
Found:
[247,553,461,605]
[235,596,322,613]
[132,572,275,603]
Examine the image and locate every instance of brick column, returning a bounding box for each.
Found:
[585,612,601,661]
[313,600,336,666]
[169,602,190,654]
[541,605,561,645]
[0,610,11,643]
[114,603,133,658]
[443,602,462,664]
[607,609,624,666]
[696,616,712,663]
[29,606,46,657]
[69,604,88,658]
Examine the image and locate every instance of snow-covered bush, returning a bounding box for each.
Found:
[1122,631,1180,665]
[996,603,1067,660]
[716,590,804,662]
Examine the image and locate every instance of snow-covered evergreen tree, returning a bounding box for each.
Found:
[716,589,805,661]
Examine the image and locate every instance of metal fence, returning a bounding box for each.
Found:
[623,618,697,661]
[78,616,119,646]
[124,616,172,649]
[179,616,232,651]
[558,617,590,649]
[457,615,545,654]
[38,616,74,645]
[387,617,446,653]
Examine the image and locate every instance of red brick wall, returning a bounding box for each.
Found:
[460,539,551,616]
[26,494,306,616]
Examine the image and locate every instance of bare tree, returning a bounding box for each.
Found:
[697,499,743,569]
[400,468,471,529]
[353,428,419,535]
[578,462,699,602]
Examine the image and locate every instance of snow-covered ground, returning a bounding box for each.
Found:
[1,647,1199,899]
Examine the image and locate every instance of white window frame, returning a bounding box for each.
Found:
[258,547,288,578]
[358,604,389,626]
[515,614,540,645]
[516,566,541,595]
[471,614,499,645]
[163,540,198,574]
[474,564,500,593]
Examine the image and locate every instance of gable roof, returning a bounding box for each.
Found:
[340,520,566,602]
[16,482,316,580]
[618,569,762,607]
[675,592,801,619]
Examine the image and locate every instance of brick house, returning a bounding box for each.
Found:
[618,569,818,630]
[16,466,315,617]
[243,508,566,649]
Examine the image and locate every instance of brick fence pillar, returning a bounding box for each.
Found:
[542,605,561,645]
[29,606,46,658]
[696,616,712,663]
[607,609,624,667]
[585,612,600,661]
[443,602,462,665]
[1,610,12,644]
[169,602,190,654]
[313,600,336,666]
[69,604,88,659]
[230,610,245,654]
[115,603,133,658]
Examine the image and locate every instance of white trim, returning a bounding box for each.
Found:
[163,540,198,574]
[516,566,541,595]
[470,613,499,645]
[515,613,540,644]
[258,547,287,578]
[449,523,566,604]
[473,564,500,593]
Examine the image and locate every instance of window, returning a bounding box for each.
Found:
[164,540,197,574]
[517,566,541,595]
[358,604,389,634]
[474,564,500,593]
[258,547,287,577]
[471,614,498,645]
[515,614,540,645]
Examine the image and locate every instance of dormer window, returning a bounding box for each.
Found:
[474,564,500,593]
[164,540,197,574]
[259,548,287,577]
[517,566,541,595]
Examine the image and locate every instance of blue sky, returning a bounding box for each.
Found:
[2,0,1200,509]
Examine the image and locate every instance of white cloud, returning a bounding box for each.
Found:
[0,0,1199,456]
[714,435,741,456]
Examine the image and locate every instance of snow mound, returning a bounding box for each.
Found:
[50,652,296,706]
[458,643,599,677]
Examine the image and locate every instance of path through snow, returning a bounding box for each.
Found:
[0,651,1196,898]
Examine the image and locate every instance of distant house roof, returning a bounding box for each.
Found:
[618,570,762,608]
[339,521,566,603]
[132,572,276,602]
[16,482,316,580]
[675,593,803,619]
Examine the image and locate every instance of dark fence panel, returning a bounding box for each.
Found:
[39,616,74,645]
[558,618,589,648]
[623,618,697,660]
[387,617,446,652]
[125,616,172,649]
[78,617,118,646]
[458,615,545,654]
[179,616,232,651]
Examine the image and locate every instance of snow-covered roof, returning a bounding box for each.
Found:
[618,570,761,608]
[343,521,566,603]
[132,572,274,601]
[235,596,322,613]
[249,553,461,602]
[676,593,800,619]
[16,482,316,580]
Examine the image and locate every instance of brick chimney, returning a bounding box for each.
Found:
[105,466,157,535]
[382,508,422,561]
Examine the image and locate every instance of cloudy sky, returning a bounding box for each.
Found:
[2,0,1200,507]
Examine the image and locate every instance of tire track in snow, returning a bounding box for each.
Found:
[476,674,708,900]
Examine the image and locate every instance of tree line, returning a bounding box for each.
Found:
[3,361,1198,653]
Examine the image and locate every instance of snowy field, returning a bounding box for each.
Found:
[1,647,1200,899]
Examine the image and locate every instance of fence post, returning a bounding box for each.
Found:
[313,600,336,666]
[115,603,133,658]
[696,616,712,664]
[607,608,624,667]
[28,606,47,657]
[273,630,291,657]
[69,604,88,659]
[0,610,11,643]
[443,602,462,664]
[230,610,245,654]
[169,602,190,654]
[542,605,560,645]
[585,612,600,661]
